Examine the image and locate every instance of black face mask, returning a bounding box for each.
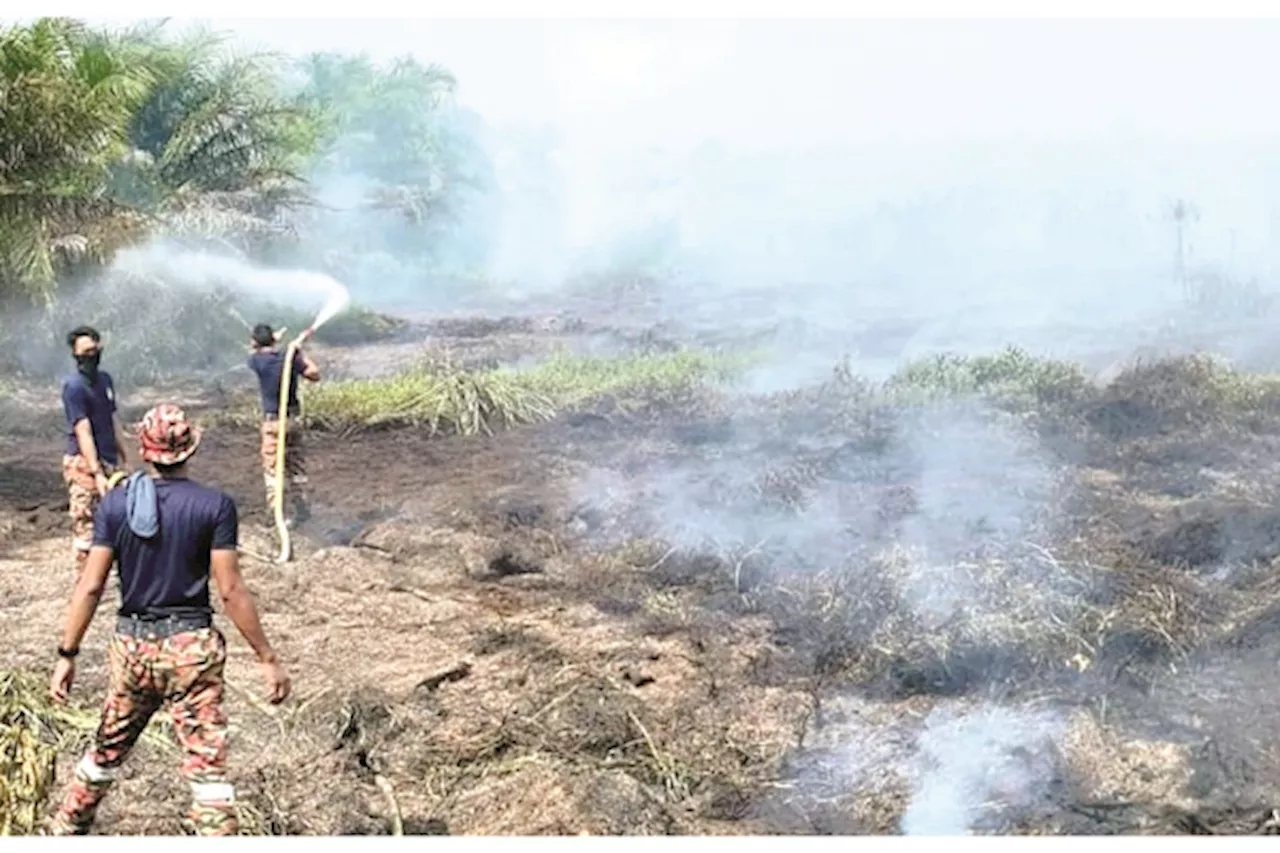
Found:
[76,352,101,382]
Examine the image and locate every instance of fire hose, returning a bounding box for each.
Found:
[103,330,303,564]
[271,329,311,563]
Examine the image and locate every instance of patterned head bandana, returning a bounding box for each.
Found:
[137,403,202,465]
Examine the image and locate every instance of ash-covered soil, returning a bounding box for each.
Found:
[6,308,1280,836]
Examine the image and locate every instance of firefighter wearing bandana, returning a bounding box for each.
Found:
[247,324,320,526]
[60,326,131,579]
[47,404,291,836]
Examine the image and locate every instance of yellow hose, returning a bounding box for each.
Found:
[272,337,302,563]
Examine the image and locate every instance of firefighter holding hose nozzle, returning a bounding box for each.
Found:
[247,323,320,528]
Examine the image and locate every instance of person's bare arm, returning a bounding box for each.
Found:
[298,351,321,383]
[211,549,276,661]
[59,546,111,652]
[73,419,101,472]
[49,545,112,702]
[73,419,110,494]
[111,414,129,467]
[211,549,291,702]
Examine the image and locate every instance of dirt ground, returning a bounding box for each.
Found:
[6,315,1280,836]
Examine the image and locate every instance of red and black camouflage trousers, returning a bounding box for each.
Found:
[260,417,308,524]
[48,628,238,836]
[62,454,114,580]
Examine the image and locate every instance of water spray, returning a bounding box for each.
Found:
[273,284,350,562]
[109,243,351,561]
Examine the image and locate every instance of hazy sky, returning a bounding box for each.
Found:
[59,17,1259,270]
[65,17,1280,150]
[20,16,1280,289]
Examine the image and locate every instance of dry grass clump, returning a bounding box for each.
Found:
[0,670,67,835]
[1093,354,1280,438]
[1059,709,1195,809]
[757,542,1225,693]
[304,359,556,436]
[290,349,749,435]
[828,546,1110,682]
[0,668,175,835]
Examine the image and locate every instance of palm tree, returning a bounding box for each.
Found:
[0,18,487,306]
[0,18,152,300]
[112,26,321,251]
[292,51,487,265]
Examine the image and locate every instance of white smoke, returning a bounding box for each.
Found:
[900,704,1065,836]
[112,243,350,332]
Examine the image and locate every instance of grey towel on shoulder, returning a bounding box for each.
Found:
[124,471,159,539]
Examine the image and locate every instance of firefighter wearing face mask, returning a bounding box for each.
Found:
[60,326,130,580]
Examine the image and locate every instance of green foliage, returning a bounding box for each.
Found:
[292,349,749,435]
[858,347,1280,435]
[885,346,1092,408]
[111,25,322,251]
[131,40,318,197]
[0,17,482,307]
[519,348,752,408]
[290,51,492,271]
[297,52,456,186]
[0,18,154,299]
[304,362,555,436]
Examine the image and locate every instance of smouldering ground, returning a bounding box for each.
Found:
[7,311,1280,835]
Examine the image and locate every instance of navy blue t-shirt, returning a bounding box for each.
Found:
[61,371,119,464]
[248,349,305,417]
[92,478,238,619]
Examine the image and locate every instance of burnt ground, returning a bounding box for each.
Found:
[7,319,1280,835]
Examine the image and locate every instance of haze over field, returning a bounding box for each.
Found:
[166,18,1280,373]
[8,15,1280,376]
[6,15,1280,837]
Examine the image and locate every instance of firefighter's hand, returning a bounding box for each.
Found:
[50,658,75,704]
[260,656,291,704]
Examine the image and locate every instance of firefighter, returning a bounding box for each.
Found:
[60,326,130,579]
[47,403,291,835]
[246,323,320,526]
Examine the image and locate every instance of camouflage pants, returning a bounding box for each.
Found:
[48,628,237,836]
[260,418,308,523]
[62,454,115,578]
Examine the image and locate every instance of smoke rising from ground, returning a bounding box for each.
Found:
[8,16,1278,834]
[900,704,1065,835]
[411,27,1280,394]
